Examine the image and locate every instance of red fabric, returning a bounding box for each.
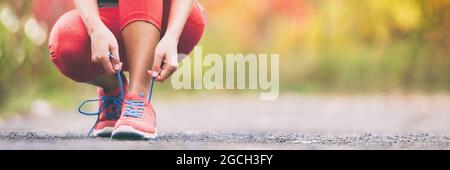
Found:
[48,0,206,82]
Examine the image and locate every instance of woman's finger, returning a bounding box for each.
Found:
[168,51,179,68]
[155,64,177,82]
[101,56,115,74]
[152,51,164,77]
[92,54,99,63]
[109,44,121,71]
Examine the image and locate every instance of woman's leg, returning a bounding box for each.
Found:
[119,0,206,97]
[49,8,126,92]
[88,73,123,92]
[161,0,207,55]
[119,0,162,99]
[111,0,206,139]
[111,0,164,139]
[49,8,130,137]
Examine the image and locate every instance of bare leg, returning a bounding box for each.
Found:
[121,21,160,98]
[87,72,125,93]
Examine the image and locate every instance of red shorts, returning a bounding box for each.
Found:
[48,0,206,82]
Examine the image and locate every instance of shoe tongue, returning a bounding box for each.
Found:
[126,92,147,101]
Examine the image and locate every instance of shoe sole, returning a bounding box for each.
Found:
[92,127,114,137]
[111,126,157,140]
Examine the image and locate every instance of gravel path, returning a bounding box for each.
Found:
[1,94,449,149]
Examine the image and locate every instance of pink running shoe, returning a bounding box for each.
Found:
[111,93,157,139]
[78,73,128,137]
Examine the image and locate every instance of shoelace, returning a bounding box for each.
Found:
[123,100,145,118]
[121,75,156,118]
[77,59,156,136]
[78,70,125,136]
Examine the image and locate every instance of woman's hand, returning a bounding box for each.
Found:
[151,35,179,82]
[74,0,121,74]
[89,24,121,74]
[151,0,195,82]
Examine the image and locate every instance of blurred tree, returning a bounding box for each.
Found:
[0,0,449,115]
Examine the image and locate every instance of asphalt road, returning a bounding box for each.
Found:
[1,94,450,149]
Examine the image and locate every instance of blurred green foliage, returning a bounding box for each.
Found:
[201,0,450,93]
[0,0,449,115]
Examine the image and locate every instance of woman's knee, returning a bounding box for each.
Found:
[178,2,207,54]
[49,10,94,82]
